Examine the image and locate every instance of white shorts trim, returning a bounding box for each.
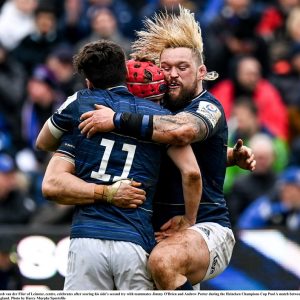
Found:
[188,222,235,281]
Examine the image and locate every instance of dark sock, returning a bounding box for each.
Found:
[175,280,193,290]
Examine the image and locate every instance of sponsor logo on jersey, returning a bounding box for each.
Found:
[64,143,75,149]
[196,101,221,128]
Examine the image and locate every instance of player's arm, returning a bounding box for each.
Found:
[79,105,256,171]
[36,119,62,152]
[152,112,207,145]
[155,145,202,240]
[79,104,206,145]
[42,153,146,208]
[167,145,201,225]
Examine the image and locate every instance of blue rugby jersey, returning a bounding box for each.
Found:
[51,86,170,253]
[152,90,231,230]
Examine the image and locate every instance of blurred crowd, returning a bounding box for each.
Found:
[1,0,300,288]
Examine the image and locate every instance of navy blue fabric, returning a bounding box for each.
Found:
[54,86,170,253]
[152,90,231,230]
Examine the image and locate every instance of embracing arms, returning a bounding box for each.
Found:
[42,153,146,209]
[37,114,203,231]
[37,122,147,208]
[79,105,204,145]
[79,105,256,171]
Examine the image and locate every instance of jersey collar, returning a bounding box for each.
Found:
[107,85,128,92]
[192,89,207,102]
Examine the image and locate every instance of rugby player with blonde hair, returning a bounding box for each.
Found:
[79,6,255,290]
[36,39,205,289]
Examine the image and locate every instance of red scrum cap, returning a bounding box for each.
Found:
[126,59,167,100]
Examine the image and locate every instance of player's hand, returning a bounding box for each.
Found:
[232,139,256,171]
[110,180,146,209]
[155,215,191,242]
[79,104,115,138]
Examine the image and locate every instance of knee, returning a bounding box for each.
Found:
[148,249,170,277]
[149,246,192,290]
[148,248,178,289]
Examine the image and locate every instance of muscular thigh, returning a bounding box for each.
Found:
[151,229,210,284]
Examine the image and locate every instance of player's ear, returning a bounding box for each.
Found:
[86,78,94,89]
[197,64,207,81]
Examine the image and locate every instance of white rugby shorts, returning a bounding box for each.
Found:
[188,222,236,281]
[64,238,154,290]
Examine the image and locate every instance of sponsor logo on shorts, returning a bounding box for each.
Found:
[199,227,210,238]
[210,254,219,275]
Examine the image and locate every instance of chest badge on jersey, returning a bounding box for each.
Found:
[196,101,221,128]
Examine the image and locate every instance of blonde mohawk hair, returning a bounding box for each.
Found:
[131,6,218,81]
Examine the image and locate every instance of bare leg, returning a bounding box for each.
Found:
[148,229,210,290]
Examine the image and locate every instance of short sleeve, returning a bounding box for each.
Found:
[184,100,223,139]
[49,92,79,138]
[56,132,78,162]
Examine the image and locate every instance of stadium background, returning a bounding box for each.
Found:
[1,226,299,290]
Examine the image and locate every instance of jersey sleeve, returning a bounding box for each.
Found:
[184,100,223,139]
[48,92,79,139]
[55,131,78,164]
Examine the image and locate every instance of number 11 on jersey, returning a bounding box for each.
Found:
[90,138,136,182]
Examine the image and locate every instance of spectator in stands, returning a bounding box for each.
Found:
[256,0,300,42]
[88,0,140,40]
[18,64,63,168]
[58,0,90,45]
[0,153,35,224]
[16,65,64,207]
[210,55,289,140]
[76,7,132,55]
[12,4,63,75]
[199,0,224,29]
[289,137,300,166]
[286,6,300,45]
[204,0,269,78]
[289,106,300,165]
[0,42,27,153]
[237,166,300,231]
[46,45,85,97]
[0,112,12,155]
[270,44,300,107]
[0,0,37,50]
[224,98,288,193]
[227,134,279,226]
[266,7,300,145]
[140,0,200,19]
[258,1,300,81]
